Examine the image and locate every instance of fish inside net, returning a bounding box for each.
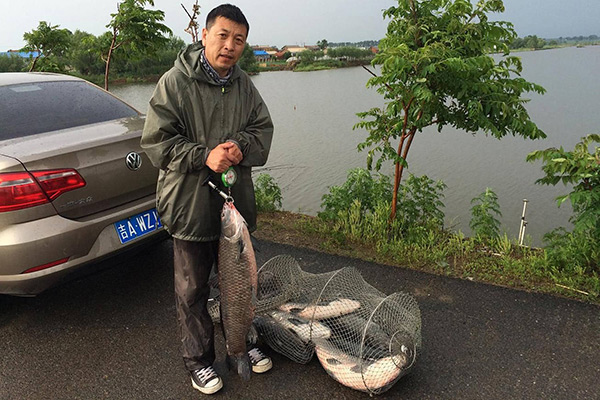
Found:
[209,254,421,395]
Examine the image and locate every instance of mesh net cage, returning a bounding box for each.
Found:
[209,254,421,395]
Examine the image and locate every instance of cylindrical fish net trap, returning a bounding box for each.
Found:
[209,254,421,395]
[255,255,421,395]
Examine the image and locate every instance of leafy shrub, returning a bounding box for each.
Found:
[469,187,502,243]
[0,54,28,72]
[319,168,392,221]
[543,228,599,275]
[395,174,447,234]
[254,173,283,212]
[320,170,446,247]
[528,134,600,272]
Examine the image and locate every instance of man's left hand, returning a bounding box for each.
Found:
[225,141,243,165]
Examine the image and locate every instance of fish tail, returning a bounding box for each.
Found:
[226,353,252,381]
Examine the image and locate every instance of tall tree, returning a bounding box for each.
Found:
[22,21,71,71]
[104,0,172,90]
[355,0,546,221]
[238,43,259,73]
[317,39,329,50]
[69,30,106,75]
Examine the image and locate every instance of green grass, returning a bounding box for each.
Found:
[255,211,600,304]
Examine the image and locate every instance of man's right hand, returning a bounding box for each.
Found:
[206,142,241,173]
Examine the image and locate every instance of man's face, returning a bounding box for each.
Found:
[201,16,247,77]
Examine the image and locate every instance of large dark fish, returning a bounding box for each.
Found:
[218,201,258,381]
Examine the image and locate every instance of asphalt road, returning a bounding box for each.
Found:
[1,238,599,400]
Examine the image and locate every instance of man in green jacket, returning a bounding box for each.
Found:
[141,4,273,395]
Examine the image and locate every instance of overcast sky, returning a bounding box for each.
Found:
[1,0,599,51]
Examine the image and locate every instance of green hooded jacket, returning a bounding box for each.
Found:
[141,42,273,241]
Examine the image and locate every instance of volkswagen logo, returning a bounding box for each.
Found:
[125,152,143,171]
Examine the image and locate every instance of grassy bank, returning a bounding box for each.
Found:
[254,211,600,305]
[255,59,371,73]
[78,60,367,88]
[72,73,163,88]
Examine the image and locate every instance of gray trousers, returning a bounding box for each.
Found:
[173,238,219,371]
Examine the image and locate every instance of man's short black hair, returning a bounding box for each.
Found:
[206,4,250,35]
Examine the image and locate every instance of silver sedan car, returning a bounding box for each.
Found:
[0,72,165,296]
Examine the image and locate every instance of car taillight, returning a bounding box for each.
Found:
[0,169,86,212]
[32,170,86,200]
[21,257,70,274]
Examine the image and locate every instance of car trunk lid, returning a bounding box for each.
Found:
[0,117,158,219]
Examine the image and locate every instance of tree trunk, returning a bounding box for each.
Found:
[28,55,40,72]
[390,135,406,221]
[104,31,117,91]
[390,130,416,221]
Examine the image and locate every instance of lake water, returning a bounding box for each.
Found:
[112,46,600,246]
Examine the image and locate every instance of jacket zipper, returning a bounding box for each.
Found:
[221,86,225,134]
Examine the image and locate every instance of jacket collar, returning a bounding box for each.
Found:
[175,42,241,85]
[200,48,231,85]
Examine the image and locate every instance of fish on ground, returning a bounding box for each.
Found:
[321,313,416,363]
[315,340,407,393]
[279,298,361,320]
[253,313,316,364]
[218,201,258,381]
[266,310,332,342]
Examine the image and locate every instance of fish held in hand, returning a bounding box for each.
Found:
[218,201,258,381]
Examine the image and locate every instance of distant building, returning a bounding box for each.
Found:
[280,46,308,56]
[252,45,277,52]
[251,45,279,62]
[253,50,270,63]
[274,45,322,60]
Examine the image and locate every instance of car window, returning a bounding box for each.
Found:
[0,81,139,140]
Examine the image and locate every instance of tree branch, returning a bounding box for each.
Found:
[362,64,377,79]
[181,3,194,21]
[182,1,200,43]
[409,0,423,47]
[362,65,406,107]
[424,119,440,128]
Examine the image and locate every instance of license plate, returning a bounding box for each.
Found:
[114,209,163,244]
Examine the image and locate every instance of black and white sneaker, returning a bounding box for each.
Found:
[248,347,273,373]
[191,366,223,395]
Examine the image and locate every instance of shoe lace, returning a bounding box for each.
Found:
[194,366,217,384]
[248,347,265,363]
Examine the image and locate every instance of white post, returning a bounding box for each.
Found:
[518,199,529,246]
